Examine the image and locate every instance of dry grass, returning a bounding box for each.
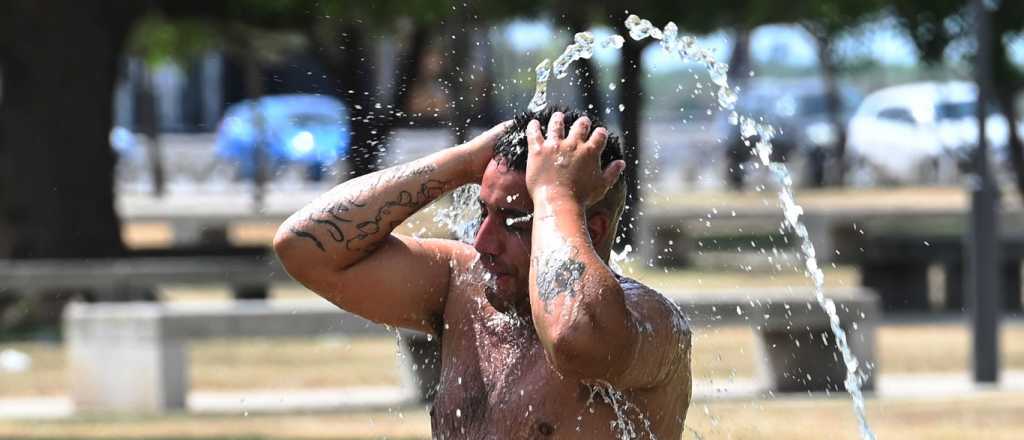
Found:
[2,392,1024,439]
[649,185,1018,212]
[4,321,1023,398]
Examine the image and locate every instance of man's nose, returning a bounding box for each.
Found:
[473,215,504,257]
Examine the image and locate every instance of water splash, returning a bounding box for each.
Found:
[521,14,875,440]
[434,183,482,243]
[528,33,625,113]
[585,380,658,440]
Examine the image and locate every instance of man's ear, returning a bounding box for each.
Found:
[585,210,612,246]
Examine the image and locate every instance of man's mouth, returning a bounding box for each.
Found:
[481,263,513,281]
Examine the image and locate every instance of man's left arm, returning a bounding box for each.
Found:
[524,113,687,389]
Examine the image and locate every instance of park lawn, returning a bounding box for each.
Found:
[2,391,1024,439]
[647,185,1018,212]
[3,320,1023,397]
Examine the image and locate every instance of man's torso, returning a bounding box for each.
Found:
[428,265,689,439]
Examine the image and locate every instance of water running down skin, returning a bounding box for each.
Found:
[274,109,692,439]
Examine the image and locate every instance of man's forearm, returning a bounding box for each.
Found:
[276,146,474,270]
[528,192,634,377]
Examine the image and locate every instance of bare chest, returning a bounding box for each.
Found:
[429,307,623,439]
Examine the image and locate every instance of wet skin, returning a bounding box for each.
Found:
[428,162,692,439]
[274,118,692,439]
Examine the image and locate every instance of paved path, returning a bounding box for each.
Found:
[3,371,1023,420]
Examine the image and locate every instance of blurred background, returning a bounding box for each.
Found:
[1,0,1023,439]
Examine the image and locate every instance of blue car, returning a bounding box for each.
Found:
[215,94,350,181]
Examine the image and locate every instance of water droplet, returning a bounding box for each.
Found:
[709,62,729,87]
[618,104,625,112]
[718,87,738,110]
[661,22,679,52]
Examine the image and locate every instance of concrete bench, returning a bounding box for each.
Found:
[63,287,878,413]
[63,299,436,413]
[0,254,287,301]
[834,234,1024,311]
[664,287,878,393]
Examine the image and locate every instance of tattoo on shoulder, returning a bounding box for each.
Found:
[534,245,587,312]
[288,163,448,253]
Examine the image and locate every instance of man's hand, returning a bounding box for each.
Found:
[460,120,514,182]
[524,112,625,207]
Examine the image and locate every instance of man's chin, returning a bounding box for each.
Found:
[484,284,527,314]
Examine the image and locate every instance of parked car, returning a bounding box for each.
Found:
[721,78,862,188]
[845,80,1014,184]
[215,94,350,182]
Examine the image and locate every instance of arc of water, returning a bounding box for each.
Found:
[524,14,877,440]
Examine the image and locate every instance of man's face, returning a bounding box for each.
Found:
[474,159,534,313]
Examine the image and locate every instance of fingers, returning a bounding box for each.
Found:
[603,159,626,187]
[526,119,544,150]
[491,119,514,135]
[588,126,609,153]
[546,111,565,143]
[566,116,591,142]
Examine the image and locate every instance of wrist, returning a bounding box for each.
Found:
[532,185,584,215]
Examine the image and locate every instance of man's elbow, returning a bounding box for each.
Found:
[547,320,634,380]
[273,224,317,280]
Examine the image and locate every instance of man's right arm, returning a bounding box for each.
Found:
[273,122,509,334]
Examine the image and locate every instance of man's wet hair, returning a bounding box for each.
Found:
[493,106,624,173]
[492,106,628,249]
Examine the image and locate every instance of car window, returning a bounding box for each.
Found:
[935,102,975,120]
[290,113,341,126]
[877,107,916,124]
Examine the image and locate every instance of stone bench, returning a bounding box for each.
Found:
[63,287,878,413]
[0,254,285,301]
[664,287,878,392]
[834,234,1024,311]
[63,299,436,413]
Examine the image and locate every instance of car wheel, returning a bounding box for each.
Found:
[845,155,880,187]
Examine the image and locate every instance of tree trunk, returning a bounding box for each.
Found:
[990,15,1024,202]
[725,28,752,191]
[0,1,135,260]
[444,15,473,145]
[816,36,847,186]
[0,1,138,331]
[323,26,381,178]
[136,67,166,197]
[312,23,430,179]
[998,90,1024,198]
[616,35,645,248]
[727,28,752,87]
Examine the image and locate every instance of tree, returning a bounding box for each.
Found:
[795,0,884,185]
[892,0,1024,199]
[0,1,142,260]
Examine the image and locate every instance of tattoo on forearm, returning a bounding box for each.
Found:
[288,163,448,253]
[290,227,325,252]
[534,245,587,312]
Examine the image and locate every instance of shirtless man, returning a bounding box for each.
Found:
[274,107,692,439]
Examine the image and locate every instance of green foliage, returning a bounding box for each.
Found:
[889,0,965,64]
[127,14,222,66]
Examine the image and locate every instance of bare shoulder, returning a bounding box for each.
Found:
[611,274,693,389]
[616,274,691,338]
